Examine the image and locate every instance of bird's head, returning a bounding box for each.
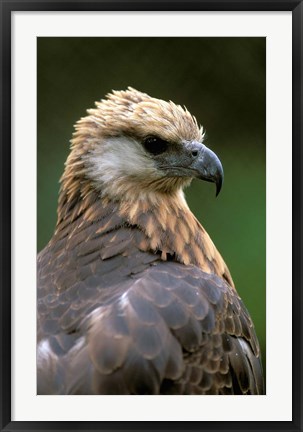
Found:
[67,87,223,201]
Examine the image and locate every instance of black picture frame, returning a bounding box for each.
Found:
[1,1,302,431]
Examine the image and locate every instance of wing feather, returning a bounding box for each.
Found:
[38,233,264,395]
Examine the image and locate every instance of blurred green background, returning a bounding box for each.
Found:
[37,37,266,376]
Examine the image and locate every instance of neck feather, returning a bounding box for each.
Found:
[55,178,233,287]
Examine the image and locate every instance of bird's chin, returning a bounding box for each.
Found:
[163,175,193,190]
[163,167,196,179]
[141,175,192,194]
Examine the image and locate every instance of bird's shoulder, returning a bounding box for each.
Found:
[38,239,263,395]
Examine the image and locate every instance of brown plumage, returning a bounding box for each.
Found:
[37,87,264,395]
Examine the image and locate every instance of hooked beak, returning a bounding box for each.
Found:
[189,142,224,196]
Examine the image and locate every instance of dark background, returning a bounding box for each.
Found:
[37,37,266,375]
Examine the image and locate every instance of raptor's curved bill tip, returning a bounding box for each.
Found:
[193,145,224,197]
[215,174,223,197]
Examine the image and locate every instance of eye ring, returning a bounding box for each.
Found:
[143,136,169,156]
[191,150,198,157]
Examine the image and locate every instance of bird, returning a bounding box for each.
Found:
[37,87,264,395]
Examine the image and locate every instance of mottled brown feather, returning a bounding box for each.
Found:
[37,88,263,395]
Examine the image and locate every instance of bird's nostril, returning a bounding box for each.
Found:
[192,150,198,157]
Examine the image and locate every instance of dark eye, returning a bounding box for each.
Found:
[143,136,169,155]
